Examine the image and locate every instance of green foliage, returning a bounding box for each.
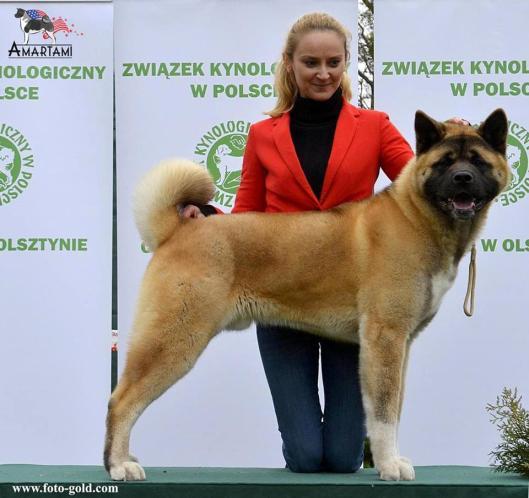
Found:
[363,438,374,468]
[486,387,529,476]
[358,0,374,109]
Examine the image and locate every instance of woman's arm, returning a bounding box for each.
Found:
[378,113,415,181]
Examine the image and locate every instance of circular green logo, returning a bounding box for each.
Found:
[0,123,34,207]
[206,133,246,195]
[194,120,250,209]
[505,134,528,191]
[0,137,21,192]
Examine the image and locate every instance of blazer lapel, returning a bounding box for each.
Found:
[320,101,360,204]
[272,113,320,206]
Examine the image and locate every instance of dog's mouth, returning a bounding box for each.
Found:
[441,192,484,219]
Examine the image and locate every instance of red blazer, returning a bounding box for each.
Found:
[232,100,414,214]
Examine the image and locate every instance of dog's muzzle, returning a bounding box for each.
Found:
[441,166,485,219]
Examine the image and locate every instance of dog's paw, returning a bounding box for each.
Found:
[109,461,146,481]
[378,456,415,481]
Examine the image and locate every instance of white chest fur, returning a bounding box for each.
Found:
[428,266,457,316]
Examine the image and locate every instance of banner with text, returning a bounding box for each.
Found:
[0,2,113,464]
[375,0,529,466]
[115,0,357,467]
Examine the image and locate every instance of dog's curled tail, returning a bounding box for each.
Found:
[133,159,215,251]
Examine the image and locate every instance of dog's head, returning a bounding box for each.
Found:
[413,109,510,221]
[0,146,15,165]
[14,8,26,18]
[215,144,231,156]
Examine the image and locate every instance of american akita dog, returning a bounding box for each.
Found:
[104,109,509,481]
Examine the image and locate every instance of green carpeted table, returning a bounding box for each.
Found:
[1,465,527,497]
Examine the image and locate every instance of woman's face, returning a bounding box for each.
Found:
[287,30,346,101]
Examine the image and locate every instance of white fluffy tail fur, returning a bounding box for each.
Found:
[133,159,215,251]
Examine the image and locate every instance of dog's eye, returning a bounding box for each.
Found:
[469,152,489,169]
[433,154,453,169]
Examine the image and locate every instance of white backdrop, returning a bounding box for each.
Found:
[375,0,529,466]
[0,2,113,464]
[115,0,357,467]
[2,0,526,471]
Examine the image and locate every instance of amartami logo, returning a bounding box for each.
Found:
[194,120,251,209]
[498,119,529,207]
[0,123,34,207]
[8,8,83,58]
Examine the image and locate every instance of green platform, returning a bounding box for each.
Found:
[1,465,528,497]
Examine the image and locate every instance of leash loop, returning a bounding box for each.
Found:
[463,244,477,317]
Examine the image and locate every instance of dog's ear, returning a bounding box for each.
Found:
[415,111,445,155]
[478,109,508,156]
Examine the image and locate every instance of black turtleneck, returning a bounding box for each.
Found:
[290,88,343,200]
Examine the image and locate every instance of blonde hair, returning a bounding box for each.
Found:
[266,12,352,118]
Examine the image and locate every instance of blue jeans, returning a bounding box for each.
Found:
[257,324,366,473]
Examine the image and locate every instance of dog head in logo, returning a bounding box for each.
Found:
[414,109,510,220]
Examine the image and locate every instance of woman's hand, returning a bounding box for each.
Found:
[447,117,471,126]
[180,204,205,219]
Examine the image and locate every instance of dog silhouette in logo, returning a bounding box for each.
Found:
[14,8,56,44]
[506,144,521,188]
[214,144,241,187]
[0,146,16,189]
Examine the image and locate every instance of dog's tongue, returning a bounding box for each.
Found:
[453,198,475,210]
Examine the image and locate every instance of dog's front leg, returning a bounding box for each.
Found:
[359,319,415,481]
[397,339,412,422]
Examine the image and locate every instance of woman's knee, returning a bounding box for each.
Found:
[323,448,364,473]
[283,440,323,473]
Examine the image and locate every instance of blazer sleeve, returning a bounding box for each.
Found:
[232,125,267,213]
[378,113,414,181]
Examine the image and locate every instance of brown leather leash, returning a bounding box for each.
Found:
[463,244,477,317]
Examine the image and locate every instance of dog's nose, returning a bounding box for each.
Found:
[451,170,474,184]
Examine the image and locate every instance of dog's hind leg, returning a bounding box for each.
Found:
[104,292,221,481]
[359,318,415,481]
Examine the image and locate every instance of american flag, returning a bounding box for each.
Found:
[26,8,79,40]
[26,9,48,20]
[51,17,70,35]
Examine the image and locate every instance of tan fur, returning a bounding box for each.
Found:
[133,159,215,251]
[104,112,509,481]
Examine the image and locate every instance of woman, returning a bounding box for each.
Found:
[185,12,414,473]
